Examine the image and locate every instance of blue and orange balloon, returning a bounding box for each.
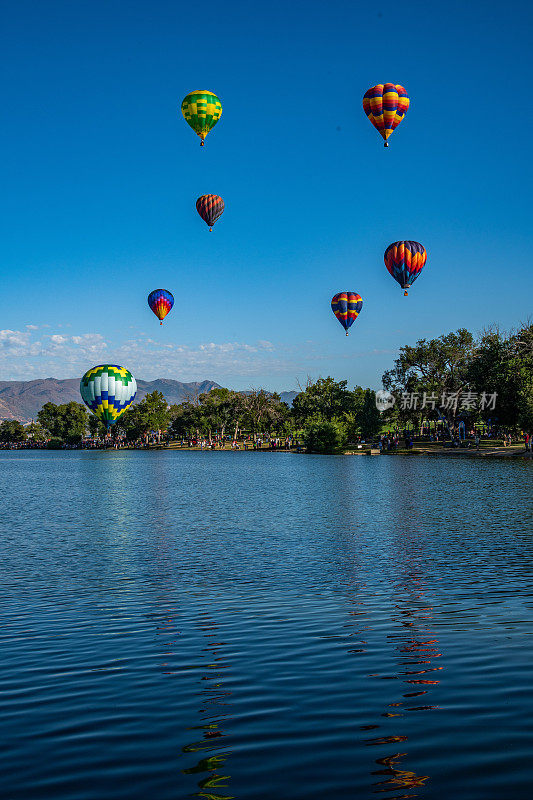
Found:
[148,289,174,324]
[331,292,363,336]
[384,241,427,296]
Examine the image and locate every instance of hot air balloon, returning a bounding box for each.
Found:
[196,194,225,231]
[384,241,427,296]
[363,84,409,147]
[331,292,363,335]
[80,364,137,429]
[181,90,222,145]
[148,289,174,324]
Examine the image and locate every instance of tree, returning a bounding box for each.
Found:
[292,377,352,426]
[467,327,515,428]
[353,389,381,439]
[382,328,475,430]
[37,403,63,437]
[37,402,89,443]
[167,389,289,442]
[0,420,26,442]
[291,378,379,442]
[304,420,346,454]
[518,381,533,433]
[25,422,46,441]
[168,402,204,439]
[510,324,533,433]
[240,390,289,440]
[142,391,170,439]
[117,392,170,441]
[468,323,533,432]
[505,323,533,433]
[197,388,240,440]
[87,415,107,438]
[116,405,146,441]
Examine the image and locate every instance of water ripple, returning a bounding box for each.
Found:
[0,451,532,799]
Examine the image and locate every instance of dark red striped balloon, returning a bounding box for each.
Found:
[384,241,427,296]
[196,194,225,231]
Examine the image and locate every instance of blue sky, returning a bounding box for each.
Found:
[1,0,532,391]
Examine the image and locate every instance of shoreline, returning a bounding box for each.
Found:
[1,442,531,460]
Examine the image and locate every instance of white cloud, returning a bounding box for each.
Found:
[0,329,31,349]
[0,329,109,379]
[112,338,292,380]
[0,330,41,357]
[0,328,391,385]
[0,327,296,382]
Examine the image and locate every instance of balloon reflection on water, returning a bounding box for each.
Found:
[363,570,442,798]
[180,613,234,800]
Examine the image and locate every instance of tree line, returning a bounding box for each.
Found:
[0,383,381,452]
[1,322,531,452]
[381,322,533,434]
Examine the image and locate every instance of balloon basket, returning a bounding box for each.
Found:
[200,140,204,146]
[384,141,389,147]
[404,290,408,296]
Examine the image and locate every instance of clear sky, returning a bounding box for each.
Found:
[1,0,532,391]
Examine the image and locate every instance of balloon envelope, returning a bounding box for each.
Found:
[331,292,363,335]
[196,194,225,231]
[80,364,137,428]
[363,84,409,146]
[148,289,174,324]
[181,90,222,145]
[384,241,427,294]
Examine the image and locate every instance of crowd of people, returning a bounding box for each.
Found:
[169,434,298,451]
[368,426,530,453]
[1,427,530,453]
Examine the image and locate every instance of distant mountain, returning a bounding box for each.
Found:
[137,379,221,405]
[0,378,221,423]
[279,391,298,406]
[0,378,299,423]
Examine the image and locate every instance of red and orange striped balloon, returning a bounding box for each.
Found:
[363,84,409,147]
[196,194,225,231]
[384,241,427,296]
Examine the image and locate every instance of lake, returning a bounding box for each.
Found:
[1,450,532,799]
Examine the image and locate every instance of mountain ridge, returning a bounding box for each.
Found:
[0,378,298,423]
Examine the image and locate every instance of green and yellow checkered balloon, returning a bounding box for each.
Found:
[181,90,222,145]
[80,364,137,429]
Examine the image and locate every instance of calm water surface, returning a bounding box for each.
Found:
[1,451,532,799]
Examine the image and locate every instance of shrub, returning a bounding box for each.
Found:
[304,420,346,454]
[0,420,26,443]
[46,437,64,450]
